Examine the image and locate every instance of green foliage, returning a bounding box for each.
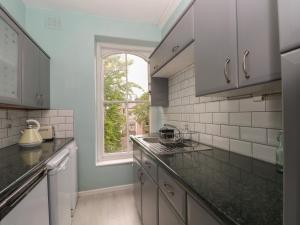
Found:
[103,54,149,153]
[131,92,150,133]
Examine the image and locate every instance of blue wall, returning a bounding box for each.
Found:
[0,0,25,26]
[25,6,161,191]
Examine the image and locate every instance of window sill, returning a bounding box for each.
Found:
[96,158,133,167]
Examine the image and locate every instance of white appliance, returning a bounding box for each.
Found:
[47,148,72,225]
[66,141,78,216]
[1,170,49,225]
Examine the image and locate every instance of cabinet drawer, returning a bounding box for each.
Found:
[159,190,185,225]
[187,195,222,225]
[158,167,186,221]
[150,6,194,75]
[142,153,157,182]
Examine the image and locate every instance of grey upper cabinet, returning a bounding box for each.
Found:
[237,0,281,87]
[149,6,194,76]
[159,190,185,225]
[278,0,300,52]
[39,51,50,109]
[22,35,40,107]
[187,195,221,225]
[141,168,158,225]
[0,8,22,105]
[194,0,238,96]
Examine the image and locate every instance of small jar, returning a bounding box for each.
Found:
[276,130,284,173]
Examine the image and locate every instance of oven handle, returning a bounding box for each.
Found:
[0,167,47,210]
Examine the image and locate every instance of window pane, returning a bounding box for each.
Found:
[104,103,127,153]
[127,54,149,101]
[128,102,150,136]
[103,54,127,101]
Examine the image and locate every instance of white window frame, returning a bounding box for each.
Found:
[95,42,153,166]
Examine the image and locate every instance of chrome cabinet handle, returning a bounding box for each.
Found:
[163,183,175,197]
[224,58,231,83]
[172,45,180,53]
[243,50,250,79]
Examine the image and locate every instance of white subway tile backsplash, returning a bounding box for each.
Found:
[206,124,220,136]
[213,113,229,125]
[240,127,267,144]
[267,129,281,147]
[42,110,58,117]
[55,131,66,138]
[252,144,276,164]
[194,103,205,113]
[221,125,239,139]
[200,113,213,123]
[0,110,7,119]
[239,98,265,112]
[252,112,282,129]
[220,100,239,112]
[28,110,42,118]
[50,117,65,124]
[66,131,74,138]
[57,110,73,117]
[229,113,251,126]
[163,67,282,164]
[200,134,213,145]
[230,139,252,157]
[206,102,220,112]
[0,129,7,138]
[213,136,229,150]
[266,94,282,111]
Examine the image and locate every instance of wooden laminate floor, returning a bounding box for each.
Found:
[72,189,142,225]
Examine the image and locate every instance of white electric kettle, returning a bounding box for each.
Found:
[19,119,43,148]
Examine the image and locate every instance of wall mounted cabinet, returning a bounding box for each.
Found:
[0,8,22,105]
[0,6,50,109]
[194,0,281,96]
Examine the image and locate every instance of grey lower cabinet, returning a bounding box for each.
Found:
[194,0,239,96]
[187,195,221,225]
[159,190,185,225]
[194,0,281,96]
[141,167,158,225]
[133,157,142,218]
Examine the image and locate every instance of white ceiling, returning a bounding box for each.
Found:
[22,0,181,28]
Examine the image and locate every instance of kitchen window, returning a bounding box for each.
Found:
[96,43,153,165]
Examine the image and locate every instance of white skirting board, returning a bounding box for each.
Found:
[78,184,134,197]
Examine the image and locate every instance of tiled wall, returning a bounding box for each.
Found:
[162,66,282,164]
[0,109,74,149]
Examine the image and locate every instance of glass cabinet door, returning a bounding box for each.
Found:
[0,9,21,104]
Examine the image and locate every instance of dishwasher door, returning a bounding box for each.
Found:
[1,176,49,225]
[48,156,71,225]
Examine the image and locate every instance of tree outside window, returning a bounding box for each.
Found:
[103,54,149,153]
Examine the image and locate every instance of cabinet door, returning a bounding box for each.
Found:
[133,158,142,218]
[39,51,50,109]
[1,177,49,225]
[159,190,185,225]
[142,169,158,225]
[278,0,300,52]
[194,0,238,96]
[237,0,281,87]
[0,9,22,105]
[22,35,40,107]
[187,195,221,225]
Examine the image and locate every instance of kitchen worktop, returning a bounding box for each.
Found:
[0,138,74,203]
[131,135,283,225]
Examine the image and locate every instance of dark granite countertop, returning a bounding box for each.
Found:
[0,138,74,203]
[131,135,283,225]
